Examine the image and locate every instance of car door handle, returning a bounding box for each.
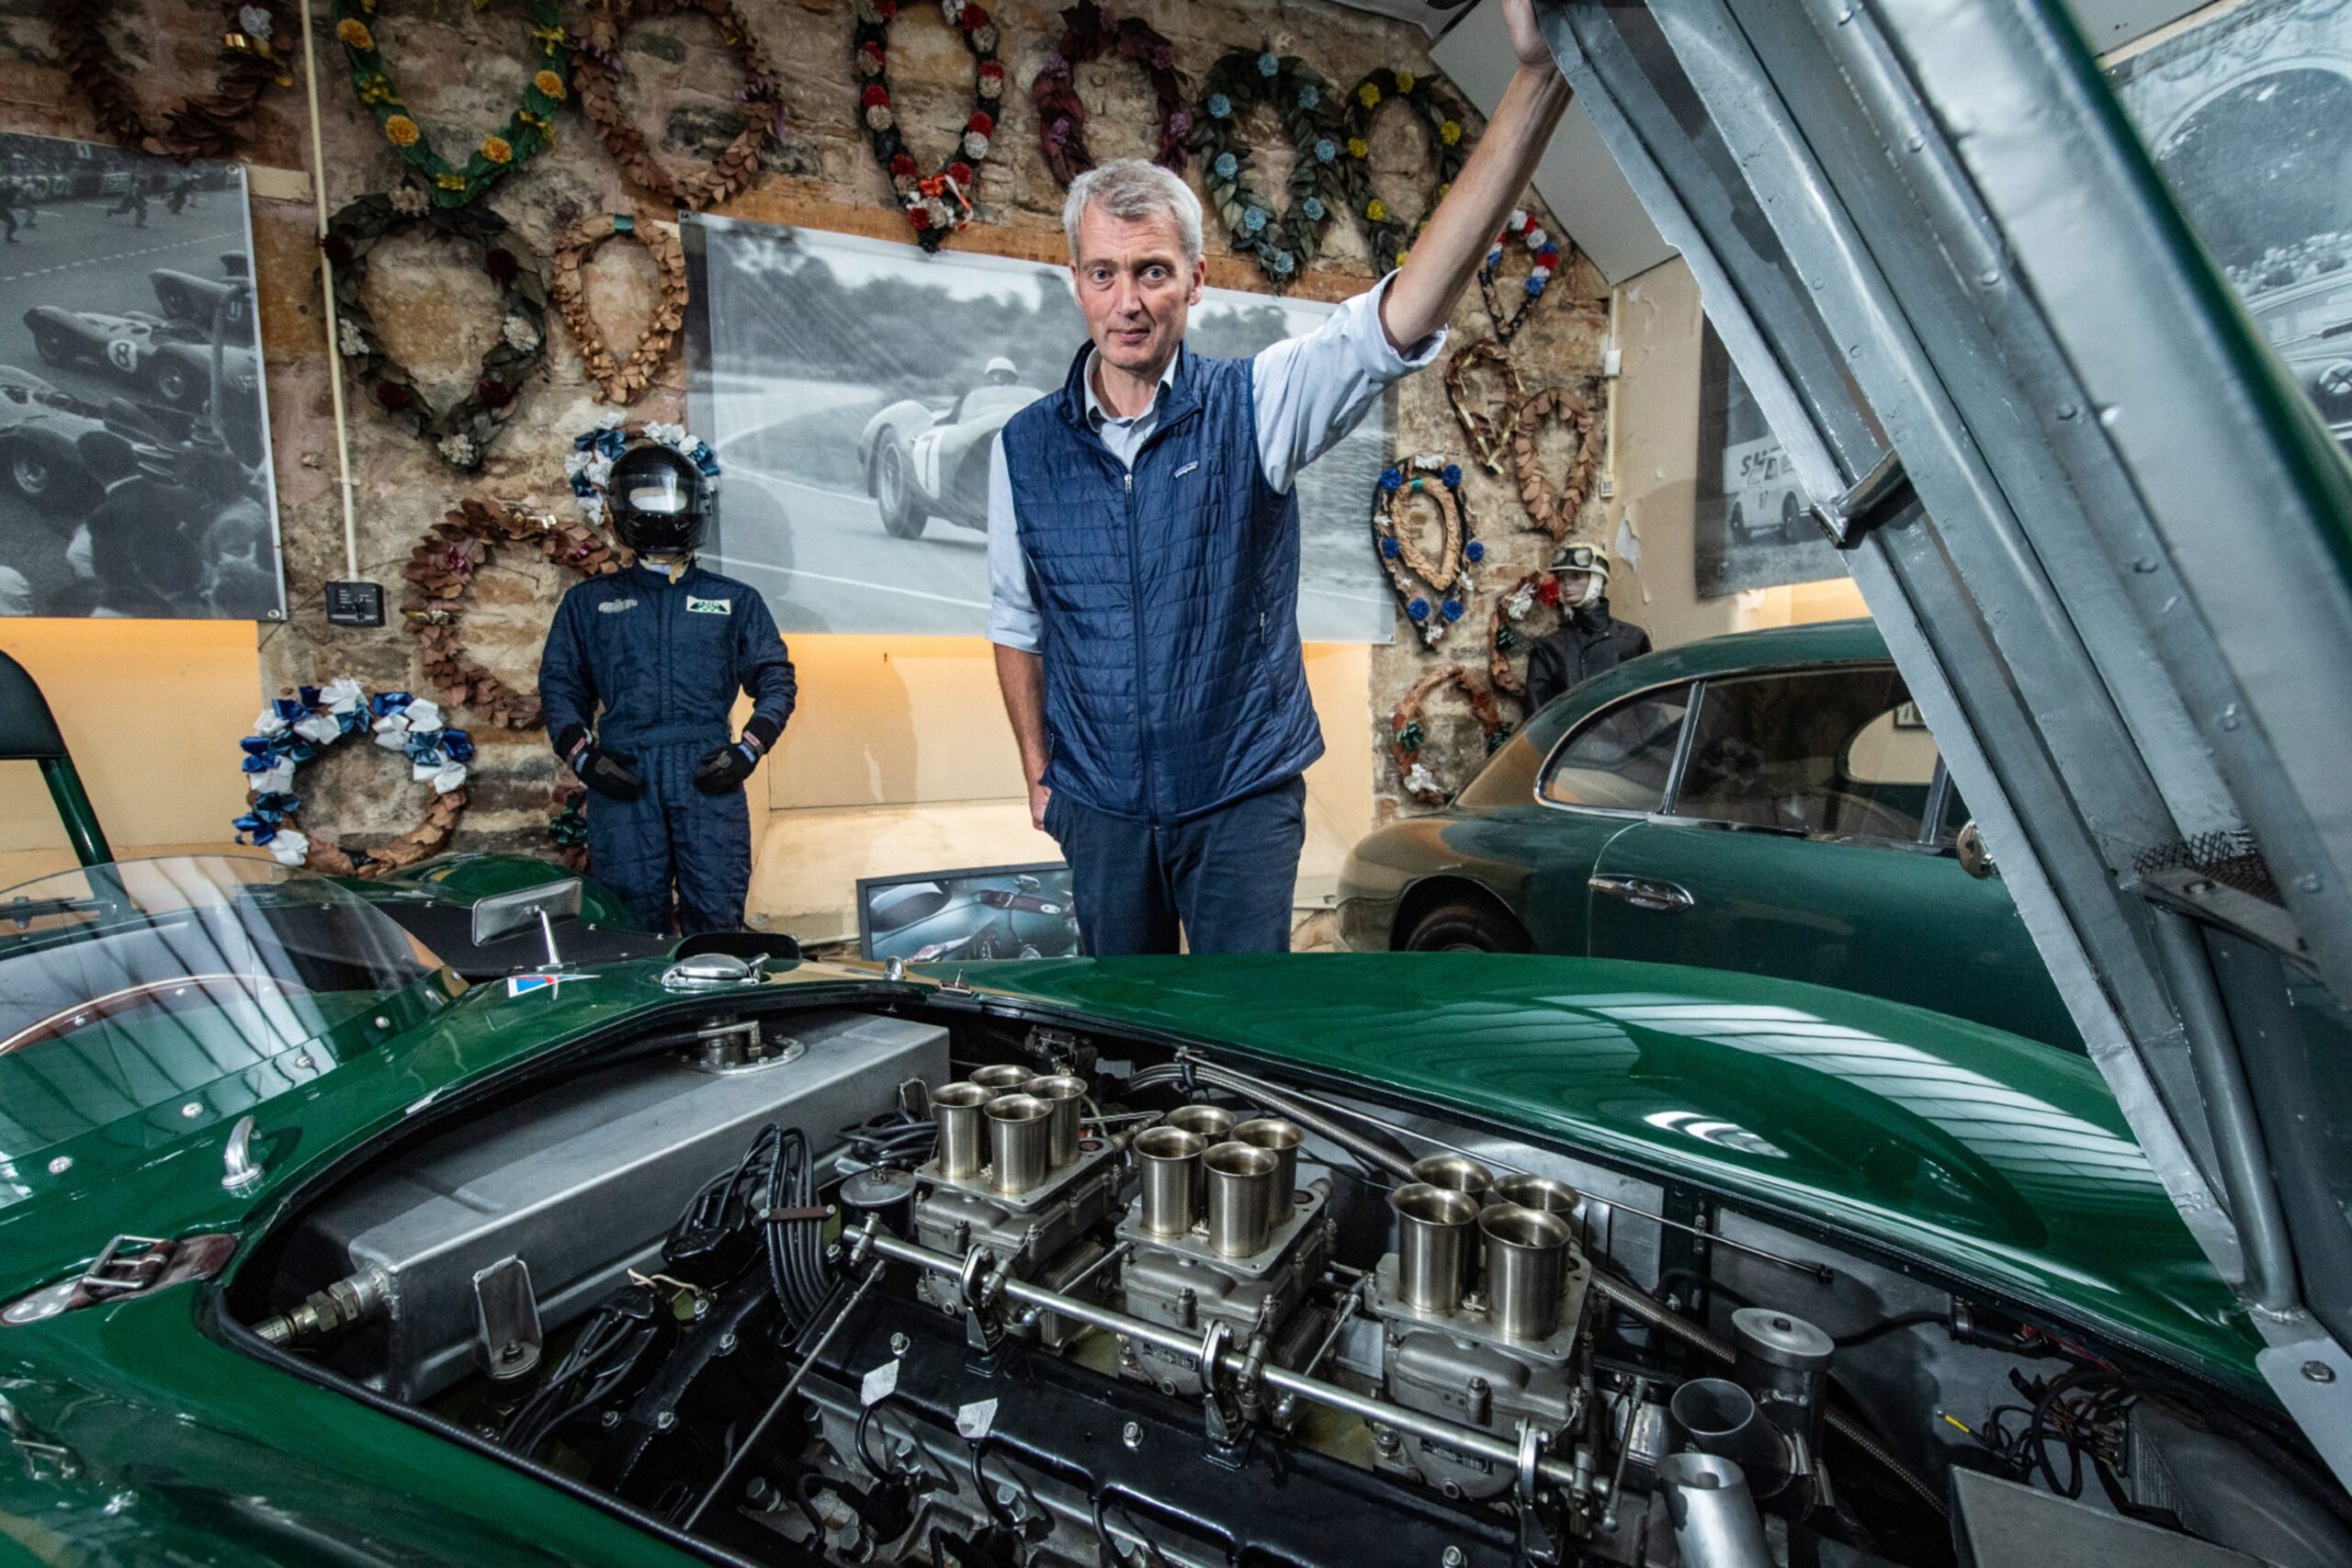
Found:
[1589,874,1695,913]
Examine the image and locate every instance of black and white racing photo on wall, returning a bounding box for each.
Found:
[2110,0,2352,460]
[683,216,1392,641]
[1691,318,1844,600]
[0,130,283,620]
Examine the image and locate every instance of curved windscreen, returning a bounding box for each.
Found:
[0,857,440,1156]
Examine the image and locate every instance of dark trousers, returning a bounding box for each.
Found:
[1046,776,1306,955]
[585,742,752,937]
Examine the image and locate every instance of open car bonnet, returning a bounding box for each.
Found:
[1534,0,2352,1481]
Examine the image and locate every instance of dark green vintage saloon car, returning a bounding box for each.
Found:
[1338,621,2084,1051]
[6,2,2352,1566]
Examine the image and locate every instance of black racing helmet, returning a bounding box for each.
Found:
[607,442,707,556]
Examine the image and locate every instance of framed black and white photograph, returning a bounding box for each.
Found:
[2109,0,2352,459]
[857,861,1081,963]
[0,130,283,620]
[1691,319,1843,600]
[683,216,1391,640]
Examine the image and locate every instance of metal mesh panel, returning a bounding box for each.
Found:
[2134,829,2281,907]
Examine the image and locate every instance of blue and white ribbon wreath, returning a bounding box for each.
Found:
[563,413,720,528]
[234,677,471,867]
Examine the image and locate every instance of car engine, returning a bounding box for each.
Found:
[236,1005,2352,1568]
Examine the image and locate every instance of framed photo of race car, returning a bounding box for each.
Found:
[682,215,1394,642]
[857,860,1081,963]
[0,130,283,620]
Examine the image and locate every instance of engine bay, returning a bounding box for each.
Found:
[229,998,2352,1568]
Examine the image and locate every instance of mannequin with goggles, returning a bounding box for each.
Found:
[1524,541,1650,712]
[537,442,797,934]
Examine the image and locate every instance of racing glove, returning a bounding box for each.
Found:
[558,727,644,802]
[694,738,762,795]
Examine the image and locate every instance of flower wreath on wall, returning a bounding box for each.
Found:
[1391,664,1510,807]
[401,498,618,730]
[1479,209,1562,343]
[233,680,471,875]
[1193,49,1350,288]
[853,0,1005,252]
[564,413,719,530]
[551,211,688,406]
[1487,569,1562,698]
[1031,1,1188,187]
[329,0,570,209]
[324,191,549,472]
[1372,456,1483,649]
[1342,66,1473,275]
[573,0,780,213]
[58,1,295,162]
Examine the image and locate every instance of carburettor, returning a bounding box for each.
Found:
[1364,1166,1593,1500]
[909,1069,1122,1348]
[1114,1111,1333,1405]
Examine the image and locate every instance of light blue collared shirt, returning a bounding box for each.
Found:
[984,272,1444,652]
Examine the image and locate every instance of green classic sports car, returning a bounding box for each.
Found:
[1339,621,2084,1052]
[8,3,2352,1567]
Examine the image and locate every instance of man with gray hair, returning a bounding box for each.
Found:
[989,0,1571,955]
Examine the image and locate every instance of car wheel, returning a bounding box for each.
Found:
[876,443,928,539]
[1726,501,1744,537]
[28,324,72,367]
[1402,898,1532,953]
[1778,490,1806,543]
[148,357,198,408]
[6,445,53,501]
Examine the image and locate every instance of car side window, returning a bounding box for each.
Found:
[1673,666,1929,840]
[1539,684,1692,810]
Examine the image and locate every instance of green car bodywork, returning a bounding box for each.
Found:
[0,935,2258,1564]
[1340,621,2085,1053]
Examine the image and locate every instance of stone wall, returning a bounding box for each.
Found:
[0,0,1607,860]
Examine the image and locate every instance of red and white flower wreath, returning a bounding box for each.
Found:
[854,0,1004,252]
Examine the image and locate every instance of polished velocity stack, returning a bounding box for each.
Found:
[1114,1110,1333,1404]
[908,1065,1124,1346]
[1366,1156,1594,1500]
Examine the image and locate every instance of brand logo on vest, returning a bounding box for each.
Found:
[686,596,732,615]
[1173,459,1201,479]
[597,598,638,614]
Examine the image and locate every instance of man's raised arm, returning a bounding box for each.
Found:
[1380,0,1573,352]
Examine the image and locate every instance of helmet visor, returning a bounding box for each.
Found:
[620,465,695,516]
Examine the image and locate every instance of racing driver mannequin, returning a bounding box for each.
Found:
[538,441,797,934]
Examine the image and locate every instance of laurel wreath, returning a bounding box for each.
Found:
[1342,66,1473,275]
[572,0,780,212]
[1031,1,1189,187]
[1510,384,1604,543]
[1478,209,1565,343]
[329,0,570,209]
[853,0,1005,253]
[1443,339,1525,476]
[233,682,470,878]
[551,211,688,406]
[401,499,619,730]
[1391,664,1511,807]
[57,0,295,162]
[1372,456,1484,649]
[1192,48,1350,288]
[1487,569,1566,697]
[324,192,549,472]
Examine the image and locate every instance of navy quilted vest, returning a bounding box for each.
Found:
[1001,344,1324,823]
